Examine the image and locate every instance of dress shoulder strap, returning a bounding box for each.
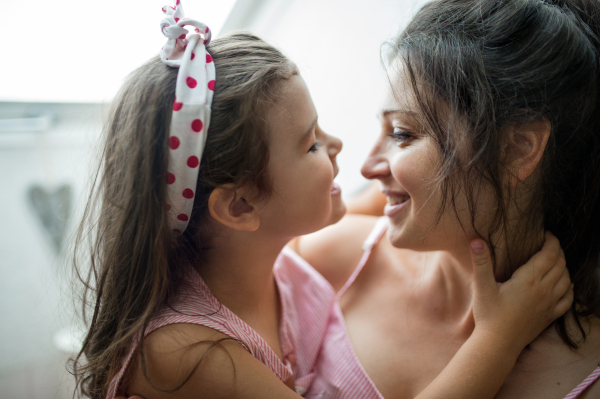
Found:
[563,364,600,399]
[336,217,388,299]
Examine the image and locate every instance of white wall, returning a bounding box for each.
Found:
[221,0,428,196]
[0,101,105,396]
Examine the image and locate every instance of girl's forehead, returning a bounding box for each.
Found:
[265,75,317,141]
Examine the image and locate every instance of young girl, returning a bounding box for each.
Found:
[72,2,573,398]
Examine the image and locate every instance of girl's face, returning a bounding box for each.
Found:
[361,69,493,252]
[260,75,345,238]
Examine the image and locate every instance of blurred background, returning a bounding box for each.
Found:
[0,0,427,397]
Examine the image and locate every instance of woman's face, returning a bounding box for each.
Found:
[361,68,494,252]
[260,75,346,238]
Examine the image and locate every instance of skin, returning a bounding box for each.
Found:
[118,76,573,399]
[296,68,600,399]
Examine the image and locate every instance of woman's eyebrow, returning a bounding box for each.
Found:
[299,116,318,143]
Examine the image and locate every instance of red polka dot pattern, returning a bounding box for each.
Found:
[191,119,203,132]
[187,156,199,168]
[186,77,197,88]
[169,136,180,149]
[167,173,176,184]
[182,188,194,199]
[159,1,216,234]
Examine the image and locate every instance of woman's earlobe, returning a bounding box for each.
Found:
[504,118,551,186]
[208,186,260,231]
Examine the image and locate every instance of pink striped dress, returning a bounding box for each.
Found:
[105,244,382,398]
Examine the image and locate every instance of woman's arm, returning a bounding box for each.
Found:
[415,233,573,399]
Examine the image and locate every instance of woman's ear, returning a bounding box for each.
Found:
[503,118,551,186]
[208,185,260,231]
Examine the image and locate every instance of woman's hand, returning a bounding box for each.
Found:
[470,231,573,352]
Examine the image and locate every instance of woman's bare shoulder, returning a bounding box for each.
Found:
[126,323,301,399]
[294,215,381,292]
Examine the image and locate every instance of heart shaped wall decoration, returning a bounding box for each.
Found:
[27,184,72,254]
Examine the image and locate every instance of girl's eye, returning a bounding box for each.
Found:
[309,142,323,152]
[389,127,414,145]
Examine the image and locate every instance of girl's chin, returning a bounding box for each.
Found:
[327,199,347,227]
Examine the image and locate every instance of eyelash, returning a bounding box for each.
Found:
[309,142,322,152]
[389,127,414,145]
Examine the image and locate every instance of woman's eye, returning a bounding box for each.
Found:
[309,142,322,152]
[389,128,414,145]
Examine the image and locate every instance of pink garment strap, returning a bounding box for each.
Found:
[336,217,388,299]
[563,364,600,399]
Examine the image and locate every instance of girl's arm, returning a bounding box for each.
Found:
[121,324,304,399]
[415,233,573,399]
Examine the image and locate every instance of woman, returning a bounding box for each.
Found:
[297,0,600,397]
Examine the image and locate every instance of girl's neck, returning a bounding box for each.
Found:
[198,228,287,319]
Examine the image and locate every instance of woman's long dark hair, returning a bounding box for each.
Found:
[72,33,297,398]
[388,0,600,347]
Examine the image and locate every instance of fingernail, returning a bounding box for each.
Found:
[471,240,484,253]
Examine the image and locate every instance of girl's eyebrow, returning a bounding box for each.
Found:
[299,116,319,143]
[380,108,417,117]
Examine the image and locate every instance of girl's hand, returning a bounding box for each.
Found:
[470,231,573,353]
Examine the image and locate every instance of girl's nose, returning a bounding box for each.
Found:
[361,143,390,180]
[318,124,343,158]
[327,134,343,158]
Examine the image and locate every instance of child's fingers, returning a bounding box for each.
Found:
[553,283,574,319]
[529,232,563,278]
[470,239,497,298]
[541,246,567,286]
[510,232,560,284]
[552,267,572,301]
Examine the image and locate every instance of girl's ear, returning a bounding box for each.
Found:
[208,185,260,231]
[503,118,551,186]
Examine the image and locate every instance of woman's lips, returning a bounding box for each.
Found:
[383,195,410,217]
[331,182,341,196]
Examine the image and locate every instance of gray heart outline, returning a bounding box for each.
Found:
[27,184,72,253]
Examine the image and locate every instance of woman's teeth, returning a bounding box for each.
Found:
[387,195,409,205]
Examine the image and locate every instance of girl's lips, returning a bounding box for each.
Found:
[384,197,410,217]
[331,182,341,196]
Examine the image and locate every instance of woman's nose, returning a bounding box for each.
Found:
[361,143,390,180]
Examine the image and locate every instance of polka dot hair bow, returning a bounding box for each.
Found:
[159,0,215,234]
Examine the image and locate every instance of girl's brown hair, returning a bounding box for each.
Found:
[387,0,600,347]
[72,32,297,398]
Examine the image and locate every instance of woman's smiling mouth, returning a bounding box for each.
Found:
[383,191,410,217]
